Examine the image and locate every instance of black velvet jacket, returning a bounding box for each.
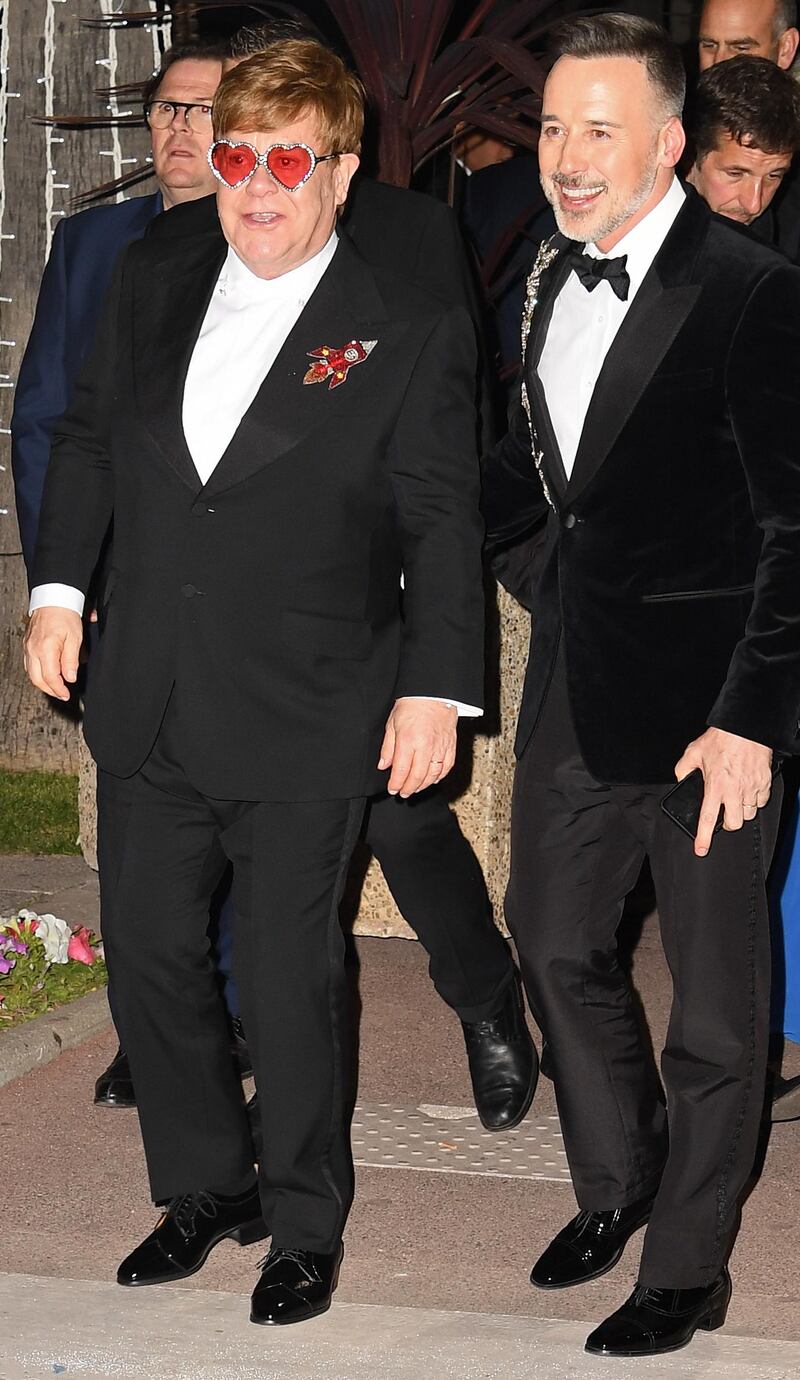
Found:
[483,188,800,784]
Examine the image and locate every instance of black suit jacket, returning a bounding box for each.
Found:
[33,232,485,801]
[483,189,800,784]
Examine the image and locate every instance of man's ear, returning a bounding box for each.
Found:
[777,25,800,68]
[334,153,360,207]
[659,115,686,170]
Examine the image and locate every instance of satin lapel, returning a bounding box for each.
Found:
[525,243,574,502]
[565,192,708,505]
[202,233,388,499]
[132,233,227,492]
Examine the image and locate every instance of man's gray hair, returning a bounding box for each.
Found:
[550,13,686,120]
[775,0,799,40]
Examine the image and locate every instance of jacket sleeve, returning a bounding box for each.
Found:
[708,261,800,753]
[10,221,71,583]
[390,306,486,709]
[31,254,126,597]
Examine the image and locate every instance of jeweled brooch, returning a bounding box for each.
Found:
[303,339,377,390]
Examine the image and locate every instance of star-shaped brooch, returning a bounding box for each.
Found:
[303,339,377,390]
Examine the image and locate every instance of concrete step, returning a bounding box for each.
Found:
[4,1273,800,1380]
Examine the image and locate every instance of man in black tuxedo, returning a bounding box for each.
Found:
[144,20,535,1138]
[25,41,485,1326]
[483,13,800,1358]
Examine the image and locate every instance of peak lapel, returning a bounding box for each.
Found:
[524,238,574,504]
[202,233,388,500]
[132,233,227,492]
[565,191,708,506]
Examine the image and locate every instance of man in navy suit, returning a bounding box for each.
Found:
[11,40,231,1106]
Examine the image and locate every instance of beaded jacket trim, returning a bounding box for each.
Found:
[520,236,561,511]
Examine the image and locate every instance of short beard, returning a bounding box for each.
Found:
[541,156,659,244]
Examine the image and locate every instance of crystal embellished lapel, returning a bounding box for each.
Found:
[520,237,561,511]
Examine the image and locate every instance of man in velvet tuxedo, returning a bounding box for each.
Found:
[483,14,800,1359]
[24,42,485,1326]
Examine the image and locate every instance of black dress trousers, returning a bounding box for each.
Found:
[99,699,365,1254]
[505,649,781,1288]
[364,790,514,1023]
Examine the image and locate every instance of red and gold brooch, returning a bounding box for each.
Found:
[303,339,377,390]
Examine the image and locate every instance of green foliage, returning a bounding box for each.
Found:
[0,934,107,1027]
[0,770,80,855]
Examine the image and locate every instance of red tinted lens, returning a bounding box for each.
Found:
[266,145,313,189]
[211,142,257,186]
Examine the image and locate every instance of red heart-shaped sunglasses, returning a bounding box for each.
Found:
[208,140,342,192]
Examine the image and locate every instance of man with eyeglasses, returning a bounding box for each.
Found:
[11,41,241,1112]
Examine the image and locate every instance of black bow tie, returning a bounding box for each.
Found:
[569,250,630,301]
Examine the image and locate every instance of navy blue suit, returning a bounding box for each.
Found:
[12,191,240,1027]
[12,193,163,579]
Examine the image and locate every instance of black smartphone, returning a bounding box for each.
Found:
[660,769,723,841]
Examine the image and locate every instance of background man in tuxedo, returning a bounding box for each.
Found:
[10,41,245,1110]
[151,18,535,1139]
[24,40,486,1327]
[483,13,800,1359]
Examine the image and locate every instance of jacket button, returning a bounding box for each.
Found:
[562,513,577,530]
[181,583,198,598]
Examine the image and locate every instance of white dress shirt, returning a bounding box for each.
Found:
[30,231,480,717]
[538,177,685,478]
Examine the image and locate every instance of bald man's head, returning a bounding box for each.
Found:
[698,0,799,70]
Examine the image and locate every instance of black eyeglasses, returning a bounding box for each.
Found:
[144,100,214,131]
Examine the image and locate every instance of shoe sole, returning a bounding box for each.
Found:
[117,1217,269,1287]
[94,1093,137,1108]
[530,1215,651,1291]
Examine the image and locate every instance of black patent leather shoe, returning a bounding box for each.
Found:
[530,1197,653,1289]
[461,972,538,1130]
[250,1243,343,1325]
[117,1184,267,1286]
[585,1269,732,1356]
[230,1017,254,1079]
[94,1047,136,1108]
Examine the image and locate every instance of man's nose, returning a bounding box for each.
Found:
[557,132,587,175]
[245,164,278,197]
[739,180,764,218]
[167,106,192,130]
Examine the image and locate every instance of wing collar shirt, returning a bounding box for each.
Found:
[538,176,685,478]
[30,229,479,716]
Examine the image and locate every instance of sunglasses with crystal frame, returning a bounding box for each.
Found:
[144,100,214,131]
[208,139,342,192]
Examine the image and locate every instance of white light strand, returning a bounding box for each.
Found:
[0,0,12,279]
[105,2,125,200]
[43,0,57,259]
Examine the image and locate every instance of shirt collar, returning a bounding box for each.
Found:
[218,229,339,301]
[585,177,685,293]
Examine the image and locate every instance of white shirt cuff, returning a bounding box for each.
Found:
[29,584,85,617]
[401,696,483,718]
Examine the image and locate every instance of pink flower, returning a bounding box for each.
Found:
[67,927,96,966]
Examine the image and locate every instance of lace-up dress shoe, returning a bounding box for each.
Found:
[117,1185,267,1286]
[250,1244,343,1325]
[230,1017,254,1079]
[461,973,538,1130]
[94,1047,136,1107]
[530,1197,653,1289]
[585,1269,732,1356]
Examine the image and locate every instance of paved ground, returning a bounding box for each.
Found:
[2,853,800,1378]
